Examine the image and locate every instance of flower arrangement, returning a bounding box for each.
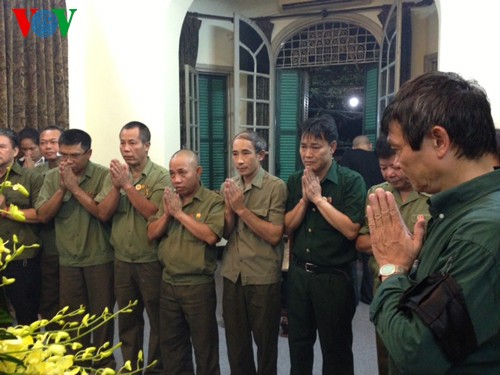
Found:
[0,171,156,374]
[0,166,29,222]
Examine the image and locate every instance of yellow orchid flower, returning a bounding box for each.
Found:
[3,204,26,222]
[12,183,30,197]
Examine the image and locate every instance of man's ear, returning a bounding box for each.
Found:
[430,125,451,158]
[329,141,337,155]
[257,150,266,162]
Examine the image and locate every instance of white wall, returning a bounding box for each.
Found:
[437,0,500,127]
[67,0,193,166]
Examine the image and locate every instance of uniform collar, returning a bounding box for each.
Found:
[428,169,500,218]
[323,161,338,184]
[235,167,265,192]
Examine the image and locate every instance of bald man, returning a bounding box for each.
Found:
[148,150,224,375]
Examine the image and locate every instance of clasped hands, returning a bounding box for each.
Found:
[367,188,426,271]
[58,162,80,192]
[301,167,323,205]
[109,159,133,190]
[224,179,245,215]
[162,187,182,218]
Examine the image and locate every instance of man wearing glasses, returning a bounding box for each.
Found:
[36,129,115,370]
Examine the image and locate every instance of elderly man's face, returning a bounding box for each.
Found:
[387,121,440,194]
[169,153,201,197]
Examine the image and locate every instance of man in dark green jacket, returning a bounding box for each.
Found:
[368,72,500,374]
[285,115,366,374]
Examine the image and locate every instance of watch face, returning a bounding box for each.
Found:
[380,264,396,276]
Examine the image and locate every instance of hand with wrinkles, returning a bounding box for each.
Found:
[302,167,322,204]
[224,179,245,215]
[59,162,79,193]
[367,188,426,270]
[164,187,182,218]
[110,159,131,190]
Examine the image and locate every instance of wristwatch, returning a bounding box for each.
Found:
[379,264,406,279]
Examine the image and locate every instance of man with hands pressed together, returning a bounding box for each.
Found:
[96,121,169,373]
[36,129,115,369]
[148,150,224,375]
[0,128,43,325]
[367,72,500,373]
[36,126,63,325]
[221,130,287,375]
[285,115,366,375]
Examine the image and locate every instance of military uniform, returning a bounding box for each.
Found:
[286,162,365,374]
[221,167,287,375]
[152,185,224,375]
[1,162,43,324]
[95,158,170,371]
[35,162,60,323]
[36,161,115,368]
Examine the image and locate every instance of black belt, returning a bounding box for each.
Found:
[293,257,351,275]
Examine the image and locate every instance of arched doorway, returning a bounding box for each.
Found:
[273,17,381,181]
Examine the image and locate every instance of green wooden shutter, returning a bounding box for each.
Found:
[363,65,379,144]
[276,69,301,182]
[199,74,227,191]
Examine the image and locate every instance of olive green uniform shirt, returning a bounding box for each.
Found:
[35,161,113,267]
[152,185,224,285]
[1,162,43,260]
[95,158,171,263]
[220,167,287,285]
[286,162,366,266]
[35,163,57,257]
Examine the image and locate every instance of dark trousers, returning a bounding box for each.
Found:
[288,263,356,375]
[159,280,220,375]
[115,259,163,373]
[223,278,281,375]
[60,263,116,369]
[359,253,374,304]
[3,257,41,325]
[39,253,60,321]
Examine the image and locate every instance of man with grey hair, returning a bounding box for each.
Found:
[221,130,287,375]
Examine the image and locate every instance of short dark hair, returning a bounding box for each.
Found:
[299,114,339,144]
[18,127,40,145]
[375,133,395,160]
[40,126,64,136]
[121,121,151,144]
[59,129,91,151]
[0,128,19,148]
[233,130,267,154]
[386,71,496,159]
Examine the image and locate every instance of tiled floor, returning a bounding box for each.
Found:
[115,260,378,374]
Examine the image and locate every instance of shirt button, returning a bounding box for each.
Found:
[306,248,310,253]
[312,208,316,212]
[308,228,312,233]
[439,213,445,219]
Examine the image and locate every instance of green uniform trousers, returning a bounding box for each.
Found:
[159,281,220,375]
[288,262,356,375]
[223,278,281,375]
